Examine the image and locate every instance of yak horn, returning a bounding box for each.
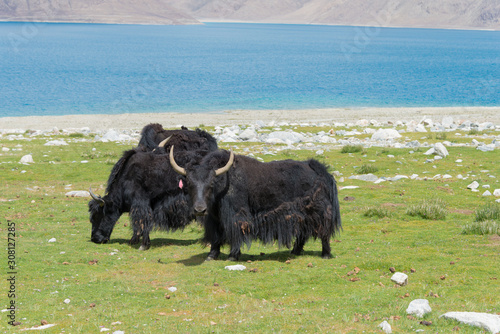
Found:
[215,150,234,176]
[89,187,105,205]
[169,146,187,176]
[158,135,172,148]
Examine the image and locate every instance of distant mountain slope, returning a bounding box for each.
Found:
[0,0,200,25]
[1,0,498,29]
[166,0,500,30]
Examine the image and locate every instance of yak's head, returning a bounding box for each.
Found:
[88,188,116,244]
[169,146,234,216]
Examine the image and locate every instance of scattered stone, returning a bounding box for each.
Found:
[483,190,492,196]
[2,147,10,152]
[493,189,500,197]
[378,320,392,333]
[391,272,408,286]
[225,265,246,271]
[434,142,449,157]
[112,331,125,334]
[420,320,432,326]
[371,129,402,141]
[63,299,70,304]
[267,131,304,144]
[100,328,110,332]
[467,181,480,190]
[19,323,56,330]
[442,116,454,128]
[44,140,68,146]
[349,174,378,182]
[48,238,56,243]
[167,287,177,292]
[389,267,396,273]
[339,186,359,190]
[20,154,34,164]
[65,191,90,198]
[440,312,500,333]
[406,299,432,318]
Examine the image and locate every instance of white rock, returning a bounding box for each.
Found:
[434,142,449,157]
[2,147,9,152]
[339,186,359,190]
[63,298,70,304]
[423,148,435,155]
[20,323,56,330]
[467,181,480,190]
[355,119,369,127]
[20,154,34,163]
[455,159,463,163]
[378,320,392,333]
[349,174,378,182]
[239,128,258,141]
[443,174,452,179]
[65,191,90,198]
[100,129,120,142]
[442,116,454,128]
[267,131,304,144]
[391,272,408,286]
[100,328,110,332]
[494,189,500,197]
[112,331,125,334]
[371,129,402,141]
[48,238,56,243]
[483,190,492,196]
[406,299,432,318]
[45,140,68,146]
[415,124,427,132]
[168,287,177,292]
[225,265,246,271]
[478,145,495,152]
[440,312,500,333]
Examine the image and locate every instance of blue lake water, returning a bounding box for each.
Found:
[0,22,498,117]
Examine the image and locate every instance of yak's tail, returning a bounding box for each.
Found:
[106,149,137,192]
[308,159,342,236]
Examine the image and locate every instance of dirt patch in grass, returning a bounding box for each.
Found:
[450,209,474,215]
[486,234,500,246]
[437,186,454,194]
[381,203,405,208]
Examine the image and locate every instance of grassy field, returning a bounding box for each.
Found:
[1,124,499,333]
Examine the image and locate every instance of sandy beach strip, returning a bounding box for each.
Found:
[1,107,499,132]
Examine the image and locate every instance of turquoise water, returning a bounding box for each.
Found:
[0,22,498,117]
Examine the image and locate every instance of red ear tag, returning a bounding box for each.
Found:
[179,179,184,189]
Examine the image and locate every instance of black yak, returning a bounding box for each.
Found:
[88,125,217,250]
[169,147,342,260]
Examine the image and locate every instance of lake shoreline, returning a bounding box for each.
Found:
[1,106,499,132]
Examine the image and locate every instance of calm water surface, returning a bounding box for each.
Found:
[0,22,498,117]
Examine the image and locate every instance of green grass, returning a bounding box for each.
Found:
[475,203,500,222]
[1,129,499,333]
[340,144,363,154]
[363,206,391,218]
[462,220,500,236]
[357,164,379,174]
[406,198,448,220]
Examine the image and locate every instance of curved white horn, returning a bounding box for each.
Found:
[89,187,105,205]
[158,135,172,148]
[169,146,187,176]
[215,150,234,176]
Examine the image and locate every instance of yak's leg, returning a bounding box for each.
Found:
[130,203,153,251]
[227,247,241,261]
[206,243,221,261]
[204,215,223,261]
[321,237,332,259]
[291,235,306,256]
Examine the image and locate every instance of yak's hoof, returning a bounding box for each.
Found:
[139,245,150,251]
[205,256,216,261]
[227,256,238,261]
[321,253,332,259]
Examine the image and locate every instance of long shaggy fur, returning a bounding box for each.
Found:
[89,124,217,249]
[181,150,342,260]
